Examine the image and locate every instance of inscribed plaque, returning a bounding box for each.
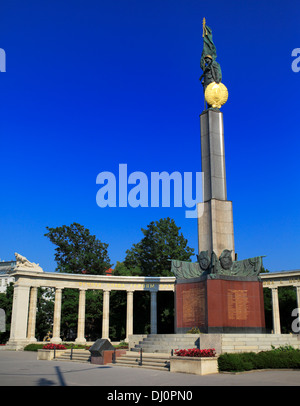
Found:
[227,289,249,321]
[182,286,205,326]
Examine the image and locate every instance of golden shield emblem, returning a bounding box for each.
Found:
[204,82,228,109]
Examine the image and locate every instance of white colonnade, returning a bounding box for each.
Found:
[6,270,175,349]
[6,269,300,349]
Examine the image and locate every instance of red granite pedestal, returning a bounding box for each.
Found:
[175,275,265,333]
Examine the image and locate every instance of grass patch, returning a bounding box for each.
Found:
[113,341,128,349]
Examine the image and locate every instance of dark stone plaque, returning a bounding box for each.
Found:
[89,339,115,357]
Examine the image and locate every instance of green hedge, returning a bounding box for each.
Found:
[113,341,128,349]
[23,343,90,351]
[23,344,45,351]
[218,348,300,372]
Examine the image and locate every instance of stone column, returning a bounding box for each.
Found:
[27,287,38,342]
[126,291,134,341]
[200,109,227,202]
[150,291,157,334]
[7,284,30,349]
[51,288,63,344]
[102,290,110,340]
[75,289,86,344]
[271,287,281,334]
[198,109,235,259]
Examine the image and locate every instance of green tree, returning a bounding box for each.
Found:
[60,289,79,340]
[278,287,297,333]
[124,217,195,277]
[85,290,103,341]
[113,261,141,276]
[35,288,54,341]
[45,222,111,274]
[0,282,14,344]
[105,262,141,340]
[123,218,195,334]
[45,223,112,339]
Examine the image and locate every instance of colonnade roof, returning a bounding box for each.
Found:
[9,269,176,291]
[260,270,300,287]
[7,268,300,290]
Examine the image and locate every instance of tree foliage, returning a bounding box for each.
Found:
[121,218,195,334]
[44,223,112,340]
[124,217,195,277]
[45,222,111,275]
[35,288,54,341]
[0,283,13,343]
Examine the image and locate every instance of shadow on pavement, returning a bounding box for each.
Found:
[55,366,67,386]
[37,366,67,386]
[37,378,56,386]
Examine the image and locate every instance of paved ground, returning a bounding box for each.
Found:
[0,351,299,387]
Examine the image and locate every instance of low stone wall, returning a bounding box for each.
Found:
[199,334,222,354]
[37,349,67,361]
[128,333,300,355]
[221,334,300,353]
[170,356,218,375]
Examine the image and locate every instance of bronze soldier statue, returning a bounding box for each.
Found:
[199,19,223,108]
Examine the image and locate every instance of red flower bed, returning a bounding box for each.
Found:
[174,348,216,357]
[42,344,66,350]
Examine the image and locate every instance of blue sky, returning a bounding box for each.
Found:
[0,0,299,273]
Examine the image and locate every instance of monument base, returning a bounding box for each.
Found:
[5,339,30,350]
[175,275,265,334]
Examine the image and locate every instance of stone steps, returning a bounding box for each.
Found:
[131,334,200,354]
[54,349,91,363]
[112,351,170,371]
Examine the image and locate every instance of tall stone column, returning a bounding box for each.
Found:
[7,284,30,349]
[271,287,281,334]
[126,291,134,341]
[51,288,63,344]
[150,291,157,334]
[27,287,38,342]
[75,289,86,344]
[197,109,235,259]
[102,290,110,340]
